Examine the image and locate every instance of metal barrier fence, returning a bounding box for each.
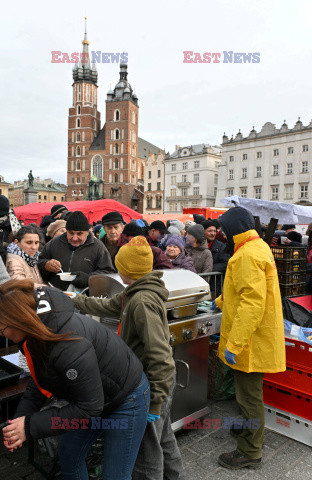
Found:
[199,271,225,300]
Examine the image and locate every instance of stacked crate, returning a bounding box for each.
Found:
[263,338,312,445]
[271,246,307,297]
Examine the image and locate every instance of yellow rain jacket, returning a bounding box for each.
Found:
[216,229,286,373]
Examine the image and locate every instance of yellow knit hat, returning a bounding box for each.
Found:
[115,236,153,280]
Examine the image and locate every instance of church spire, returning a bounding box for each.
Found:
[72,17,97,85]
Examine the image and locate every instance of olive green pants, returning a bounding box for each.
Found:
[233,370,265,460]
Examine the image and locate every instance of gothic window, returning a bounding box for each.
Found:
[115,129,120,140]
[115,110,120,121]
[114,174,118,183]
[79,189,83,196]
[115,159,119,169]
[77,132,81,142]
[77,146,81,156]
[76,159,81,171]
[77,105,81,115]
[92,155,104,179]
[115,143,119,154]
[76,176,80,184]
[77,118,81,128]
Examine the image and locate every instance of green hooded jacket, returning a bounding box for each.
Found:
[73,271,175,414]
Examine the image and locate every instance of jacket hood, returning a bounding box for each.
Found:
[35,286,75,332]
[219,207,255,243]
[125,271,169,302]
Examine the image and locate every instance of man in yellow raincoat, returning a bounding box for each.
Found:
[215,207,285,470]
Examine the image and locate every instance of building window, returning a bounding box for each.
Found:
[79,189,83,196]
[115,110,120,121]
[77,132,80,142]
[77,146,81,156]
[229,156,234,162]
[303,145,309,152]
[227,189,234,196]
[156,197,162,209]
[77,105,81,115]
[171,164,176,171]
[157,182,161,191]
[256,152,262,158]
[272,165,279,176]
[271,186,279,200]
[287,163,293,174]
[115,159,119,169]
[242,154,247,160]
[285,185,293,200]
[44,195,47,200]
[300,185,308,198]
[72,132,75,142]
[157,170,161,178]
[115,129,120,140]
[82,176,85,183]
[115,144,119,154]
[242,168,247,179]
[147,183,151,191]
[38,195,41,200]
[77,118,80,128]
[92,155,103,179]
[256,166,262,177]
[72,190,77,196]
[147,197,152,209]
[194,160,200,168]
[273,149,279,157]
[181,187,188,197]
[240,188,247,198]
[71,147,74,156]
[76,177,80,184]
[109,174,112,183]
[114,174,118,183]
[170,189,176,197]
[72,176,74,184]
[193,186,200,196]
[182,162,188,170]
[171,176,176,185]
[148,171,151,179]
[302,161,308,173]
[71,160,74,171]
[215,161,220,168]
[120,173,123,182]
[170,203,178,212]
[182,174,188,182]
[288,147,294,154]
[255,187,262,199]
[228,169,234,180]
[194,174,199,183]
[82,159,85,170]
[76,159,81,171]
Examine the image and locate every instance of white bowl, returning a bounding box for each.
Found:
[57,273,77,282]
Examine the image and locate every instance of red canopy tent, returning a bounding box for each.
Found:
[14,200,142,226]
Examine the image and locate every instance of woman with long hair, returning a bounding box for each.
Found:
[6,225,45,288]
[1,279,149,480]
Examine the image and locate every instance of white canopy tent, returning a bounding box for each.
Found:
[220,196,312,225]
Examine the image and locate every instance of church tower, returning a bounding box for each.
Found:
[102,64,141,209]
[66,20,101,201]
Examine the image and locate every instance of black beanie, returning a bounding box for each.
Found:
[123,223,145,237]
[51,204,67,218]
[66,211,90,231]
[0,195,10,216]
[202,220,215,230]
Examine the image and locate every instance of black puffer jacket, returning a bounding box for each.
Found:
[38,232,115,290]
[14,287,143,440]
[209,238,230,273]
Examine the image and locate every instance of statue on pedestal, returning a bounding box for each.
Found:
[28,170,34,187]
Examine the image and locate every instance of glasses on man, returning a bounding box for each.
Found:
[0,326,8,335]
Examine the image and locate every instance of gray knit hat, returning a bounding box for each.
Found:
[187,224,205,242]
[169,219,185,232]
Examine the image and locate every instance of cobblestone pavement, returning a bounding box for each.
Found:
[0,399,311,479]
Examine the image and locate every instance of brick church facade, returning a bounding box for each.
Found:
[66,27,154,213]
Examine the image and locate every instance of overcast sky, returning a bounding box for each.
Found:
[1,0,311,184]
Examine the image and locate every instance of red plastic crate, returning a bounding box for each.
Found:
[263,380,312,421]
[264,364,312,397]
[285,337,312,370]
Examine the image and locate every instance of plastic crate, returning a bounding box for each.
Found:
[279,283,306,297]
[265,404,312,447]
[278,271,306,284]
[271,246,307,260]
[275,259,306,273]
[285,337,312,370]
[263,379,312,420]
[264,363,312,397]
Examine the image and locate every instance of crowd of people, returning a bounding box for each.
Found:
[0,192,311,476]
